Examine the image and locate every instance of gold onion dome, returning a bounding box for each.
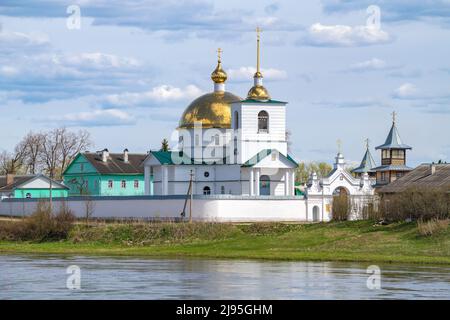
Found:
[211,49,227,83]
[247,27,271,101]
[178,48,241,129]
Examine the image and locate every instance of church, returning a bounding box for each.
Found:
[142,30,298,197]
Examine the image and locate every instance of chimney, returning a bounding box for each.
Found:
[123,148,129,163]
[6,173,14,185]
[102,148,109,163]
[430,164,436,175]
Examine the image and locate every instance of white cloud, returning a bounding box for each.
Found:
[43,109,136,127]
[228,67,287,81]
[54,53,141,70]
[0,30,49,54]
[299,23,391,47]
[393,83,418,99]
[99,85,204,108]
[348,58,387,71]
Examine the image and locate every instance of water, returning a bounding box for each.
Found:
[0,255,449,299]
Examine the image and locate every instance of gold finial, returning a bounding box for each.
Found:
[392,111,397,123]
[256,27,261,76]
[337,139,342,153]
[211,47,227,84]
[217,47,222,62]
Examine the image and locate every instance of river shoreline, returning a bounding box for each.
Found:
[1,221,449,265]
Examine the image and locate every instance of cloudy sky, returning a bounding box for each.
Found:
[0,0,449,166]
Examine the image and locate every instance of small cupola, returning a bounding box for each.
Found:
[247,27,271,101]
[123,148,129,163]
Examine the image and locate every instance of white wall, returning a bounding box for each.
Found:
[0,196,306,222]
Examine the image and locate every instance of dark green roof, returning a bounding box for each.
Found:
[376,121,412,150]
[150,151,228,165]
[240,98,287,104]
[352,147,377,173]
[241,149,298,167]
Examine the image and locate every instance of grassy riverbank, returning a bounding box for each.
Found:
[1,220,449,264]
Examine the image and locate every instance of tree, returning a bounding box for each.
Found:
[0,141,28,174]
[295,161,332,184]
[20,131,45,174]
[160,138,170,152]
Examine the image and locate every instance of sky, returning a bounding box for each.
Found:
[0,0,449,167]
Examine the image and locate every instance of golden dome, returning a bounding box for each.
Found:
[247,84,270,100]
[178,91,241,129]
[211,61,227,83]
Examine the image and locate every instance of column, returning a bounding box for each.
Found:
[144,166,150,195]
[284,170,290,196]
[290,170,295,196]
[255,169,260,196]
[162,165,168,195]
[249,169,254,196]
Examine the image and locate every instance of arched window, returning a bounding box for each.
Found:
[258,111,269,133]
[234,111,239,129]
[221,186,225,194]
[203,186,211,195]
[260,175,270,195]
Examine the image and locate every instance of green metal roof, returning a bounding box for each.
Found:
[352,147,377,173]
[376,121,412,150]
[241,149,298,167]
[240,98,287,104]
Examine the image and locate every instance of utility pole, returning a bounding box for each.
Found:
[189,169,194,223]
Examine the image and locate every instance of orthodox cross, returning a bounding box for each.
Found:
[392,111,397,123]
[337,139,342,153]
[217,48,222,62]
[365,138,370,149]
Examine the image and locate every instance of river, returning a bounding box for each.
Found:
[0,255,449,299]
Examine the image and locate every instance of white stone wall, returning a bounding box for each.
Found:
[0,196,307,222]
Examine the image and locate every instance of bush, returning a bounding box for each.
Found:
[332,193,351,221]
[417,219,449,237]
[0,201,75,242]
[380,187,449,222]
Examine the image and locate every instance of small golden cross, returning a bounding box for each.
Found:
[217,48,222,61]
[256,26,261,39]
[365,138,370,149]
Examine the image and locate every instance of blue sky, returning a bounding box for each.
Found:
[0,0,449,167]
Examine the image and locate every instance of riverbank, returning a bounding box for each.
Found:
[1,220,449,264]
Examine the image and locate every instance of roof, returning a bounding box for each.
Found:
[149,151,228,165]
[376,121,412,150]
[371,164,413,172]
[352,148,377,173]
[0,174,68,192]
[82,152,146,175]
[378,163,450,193]
[240,98,287,104]
[241,149,298,167]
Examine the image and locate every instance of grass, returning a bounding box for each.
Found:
[1,220,450,265]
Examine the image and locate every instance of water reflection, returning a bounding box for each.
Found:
[0,255,449,300]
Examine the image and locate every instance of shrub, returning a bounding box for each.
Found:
[0,201,75,242]
[417,219,449,237]
[380,187,450,222]
[331,193,351,221]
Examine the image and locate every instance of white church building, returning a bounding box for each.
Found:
[142,31,297,198]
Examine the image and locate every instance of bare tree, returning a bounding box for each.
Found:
[21,132,45,174]
[59,128,91,174]
[0,142,28,174]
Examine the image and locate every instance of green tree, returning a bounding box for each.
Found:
[160,139,170,152]
[295,161,332,184]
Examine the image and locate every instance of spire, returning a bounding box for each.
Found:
[247,27,270,100]
[352,139,377,174]
[211,47,227,92]
[375,112,412,150]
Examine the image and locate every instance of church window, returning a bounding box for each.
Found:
[382,150,389,158]
[195,134,200,146]
[392,150,404,159]
[221,186,225,194]
[380,172,386,181]
[108,180,113,188]
[121,180,126,188]
[234,111,239,129]
[396,172,403,178]
[203,186,211,195]
[258,111,269,133]
[214,134,220,146]
[179,135,184,148]
[204,171,210,178]
[134,180,139,188]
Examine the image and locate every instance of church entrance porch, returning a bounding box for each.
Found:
[246,167,295,196]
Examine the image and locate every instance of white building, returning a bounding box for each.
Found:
[306,152,375,222]
[142,31,297,197]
